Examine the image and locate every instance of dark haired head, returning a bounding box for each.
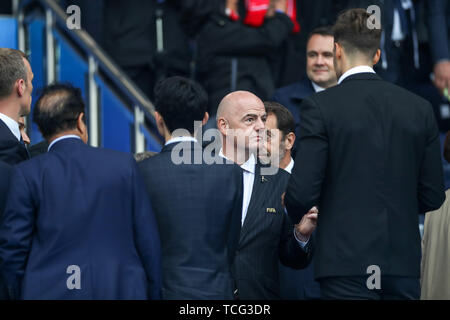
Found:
[264,101,295,138]
[333,8,381,58]
[33,83,85,140]
[154,76,208,134]
[307,26,334,44]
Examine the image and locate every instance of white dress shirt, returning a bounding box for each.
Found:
[338,65,376,85]
[48,135,81,151]
[283,158,295,174]
[219,149,255,226]
[311,82,326,93]
[0,112,20,141]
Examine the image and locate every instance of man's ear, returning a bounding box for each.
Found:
[334,42,342,59]
[17,79,25,96]
[154,111,167,137]
[217,116,228,136]
[77,112,88,143]
[202,112,209,125]
[373,49,381,66]
[285,132,295,151]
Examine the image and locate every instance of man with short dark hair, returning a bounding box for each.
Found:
[263,101,296,173]
[138,76,243,299]
[0,83,162,300]
[273,26,337,148]
[286,8,445,300]
[0,48,33,165]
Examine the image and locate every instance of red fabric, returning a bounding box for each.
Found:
[226,7,241,21]
[238,0,300,34]
[286,0,300,33]
[243,0,270,27]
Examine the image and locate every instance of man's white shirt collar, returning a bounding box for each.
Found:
[218,148,256,174]
[284,158,295,174]
[0,112,20,141]
[338,66,376,84]
[165,136,197,146]
[311,81,326,93]
[48,135,81,151]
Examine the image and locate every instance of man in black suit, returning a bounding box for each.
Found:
[285,8,445,300]
[0,48,33,165]
[216,90,318,299]
[138,76,243,300]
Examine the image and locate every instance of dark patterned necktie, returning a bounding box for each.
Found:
[19,136,31,159]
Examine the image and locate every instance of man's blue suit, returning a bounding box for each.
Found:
[0,161,12,216]
[273,78,321,300]
[0,161,12,299]
[0,137,162,300]
[138,141,243,300]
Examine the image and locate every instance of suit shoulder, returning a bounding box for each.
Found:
[273,79,312,101]
[91,146,135,162]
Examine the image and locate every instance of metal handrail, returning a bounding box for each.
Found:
[14,0,162,151]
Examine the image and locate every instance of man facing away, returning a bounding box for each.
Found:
[0,83,162,300]
[216,90,317,299]
[0,48,33,165]
[285,8,445,300]
[138,76,243,300]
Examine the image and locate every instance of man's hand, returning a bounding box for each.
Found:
[294,206,318,242]
[433,60,450,93]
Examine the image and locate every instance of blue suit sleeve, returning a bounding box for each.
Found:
[0,166,35,299]
[130,159,162,300]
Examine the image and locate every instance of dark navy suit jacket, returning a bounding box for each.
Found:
[138,141,243,300]
[0,160,11,299]
[0,161,12,216]
[0,137,162,300]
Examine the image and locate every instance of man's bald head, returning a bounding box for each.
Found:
[33,83,86,140]
[217,91,266,159]
[217,91,265,124]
